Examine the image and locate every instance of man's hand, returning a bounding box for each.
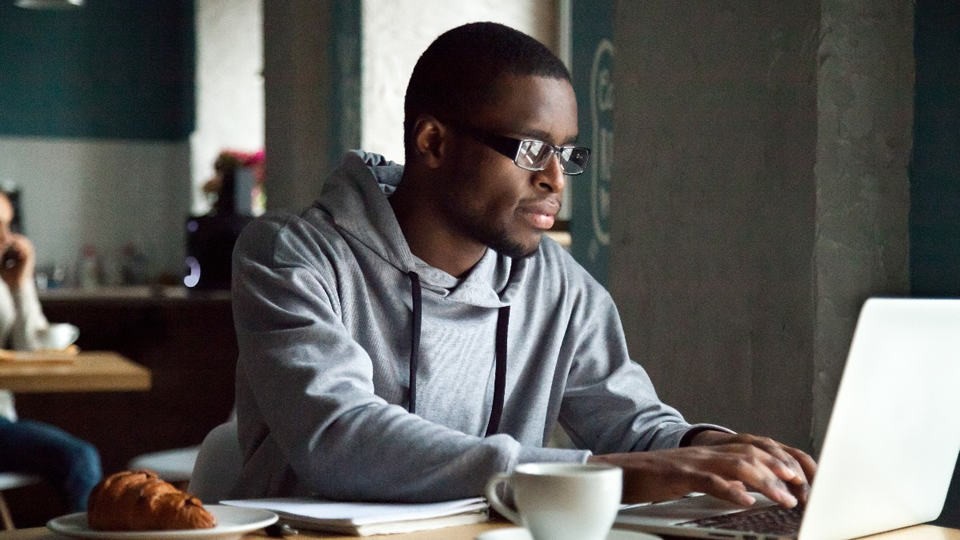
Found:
[588,432,816,508]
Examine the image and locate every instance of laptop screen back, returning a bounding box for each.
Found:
[799,297,960,539]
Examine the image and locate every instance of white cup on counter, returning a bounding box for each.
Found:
[36,323,80,350]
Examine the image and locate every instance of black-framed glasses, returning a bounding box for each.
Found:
[450,123,591,176]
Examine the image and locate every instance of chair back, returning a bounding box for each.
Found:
[0,473,40,492]
[0,472,42,530]
[187,421,242,503]
[127,446,199,485]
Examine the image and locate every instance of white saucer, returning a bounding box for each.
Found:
[47,505,278,540]
[476,526,661,540]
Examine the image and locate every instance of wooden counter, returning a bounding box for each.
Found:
[0,352,150,393]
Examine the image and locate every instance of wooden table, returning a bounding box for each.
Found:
[0,351,151,393]
[0,521,956,539]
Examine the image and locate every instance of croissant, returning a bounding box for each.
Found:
[87,470,217,531]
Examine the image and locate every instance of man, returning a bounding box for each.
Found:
[0,190,103,512]
[231,22,815,508]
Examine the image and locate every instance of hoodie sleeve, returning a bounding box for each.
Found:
[231,215,588,502]
[546,247,731,453]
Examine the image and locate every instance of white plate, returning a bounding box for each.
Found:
[47,505,278,540]
[476,526,661,540]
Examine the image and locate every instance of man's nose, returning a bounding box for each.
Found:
[535,155,566,194]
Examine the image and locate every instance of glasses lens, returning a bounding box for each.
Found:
[560,147,590,175]
[516,139,591,175]
[516,140,551,170]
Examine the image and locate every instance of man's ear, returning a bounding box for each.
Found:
[411,115,448,170]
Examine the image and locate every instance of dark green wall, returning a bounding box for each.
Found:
[911,1,960,296]
[570,0,614,285]
[0,0,195,140]
[327,0,362,170]
[914,3,960,528]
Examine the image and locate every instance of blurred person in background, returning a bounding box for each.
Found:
[0,190,102,512]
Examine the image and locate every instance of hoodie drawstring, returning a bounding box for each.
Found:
[486,304,509,436]
[408,272,422,415]
[406,271,508,436]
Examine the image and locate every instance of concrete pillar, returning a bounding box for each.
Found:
[813,0,913,448]
[610,0,913,453]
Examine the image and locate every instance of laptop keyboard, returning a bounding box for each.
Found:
[679,505,804,536]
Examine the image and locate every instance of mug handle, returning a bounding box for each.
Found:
[485,472,522,525]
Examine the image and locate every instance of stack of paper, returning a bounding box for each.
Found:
[222,496,489,536]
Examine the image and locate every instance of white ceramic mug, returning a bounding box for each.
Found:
[485,462,622,540]
[37,323,80,350]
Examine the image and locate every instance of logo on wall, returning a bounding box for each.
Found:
[589,39,614,261]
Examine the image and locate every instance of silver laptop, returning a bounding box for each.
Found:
[615,297,960,539]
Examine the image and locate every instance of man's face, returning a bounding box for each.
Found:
[438,75,579,259]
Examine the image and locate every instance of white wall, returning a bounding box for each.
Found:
[0,0,263,285]
[190,0,264,215]
[0,137,190,285]
[361,0,559,163]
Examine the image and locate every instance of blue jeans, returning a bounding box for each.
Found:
[0,417,102,512]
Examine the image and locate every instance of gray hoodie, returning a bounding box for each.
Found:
[231,151,700,501]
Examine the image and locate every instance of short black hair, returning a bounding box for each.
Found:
[403,22,571,162]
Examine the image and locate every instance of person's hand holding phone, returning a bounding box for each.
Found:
[1,233,36,289]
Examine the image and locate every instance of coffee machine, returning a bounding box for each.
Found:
[184,165,255,290]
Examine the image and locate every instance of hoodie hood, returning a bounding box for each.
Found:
[315,150,526,308]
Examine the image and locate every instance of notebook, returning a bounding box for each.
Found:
[615,297,960,540]
[222,496,488,536]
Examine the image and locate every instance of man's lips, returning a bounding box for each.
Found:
[520,199,561,230]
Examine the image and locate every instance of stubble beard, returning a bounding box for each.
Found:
[487,228,541,259]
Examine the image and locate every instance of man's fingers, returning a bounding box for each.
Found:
[694,473,755,507]
[753,440,816,506]
[739,436,807,482]
[709,445,800,508]
[597,440,819,509]
[785,446,818,483]
[724,436,815,505]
